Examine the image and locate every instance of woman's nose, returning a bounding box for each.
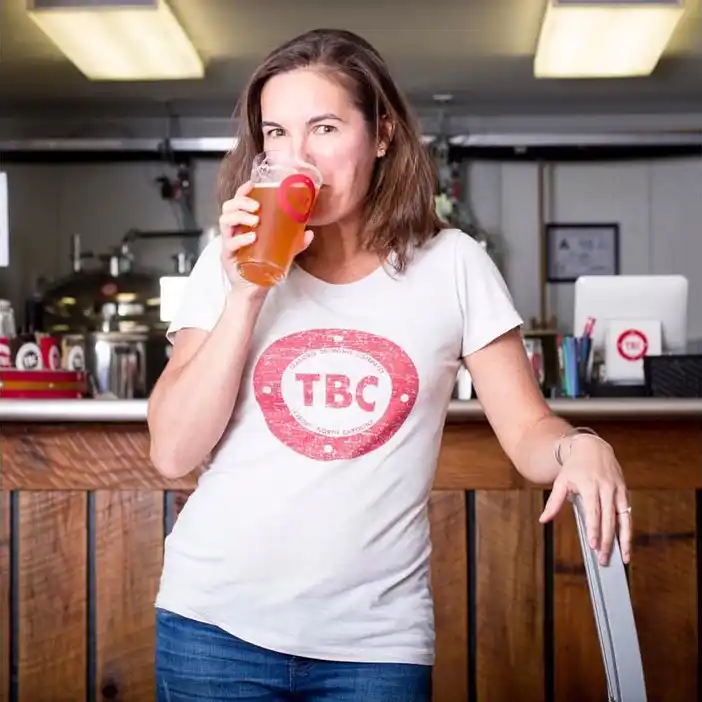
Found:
[290,137,314,166]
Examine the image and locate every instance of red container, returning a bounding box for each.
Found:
[0,337,11,368]
[38,334,62,370]
[0,369,87,398]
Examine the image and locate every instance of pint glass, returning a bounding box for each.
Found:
[235,151,322,286]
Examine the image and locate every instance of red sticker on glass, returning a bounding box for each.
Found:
[278,173,316,224]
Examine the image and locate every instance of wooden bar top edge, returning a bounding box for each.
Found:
[0,398,701,423]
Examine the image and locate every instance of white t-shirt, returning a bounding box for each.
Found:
[155,228,523,666]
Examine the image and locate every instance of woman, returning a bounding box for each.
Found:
[147,28,631,702]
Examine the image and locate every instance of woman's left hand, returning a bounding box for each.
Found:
[538,437,631,566]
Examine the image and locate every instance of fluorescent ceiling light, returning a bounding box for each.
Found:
[534,0,685,78]
[27,0,204,81]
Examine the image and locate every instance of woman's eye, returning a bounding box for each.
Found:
[314,124,337,135]
[265,128,285,138]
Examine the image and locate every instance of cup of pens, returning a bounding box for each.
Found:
[558,317,595,398]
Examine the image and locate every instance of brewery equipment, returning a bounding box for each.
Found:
[36,229,206,398]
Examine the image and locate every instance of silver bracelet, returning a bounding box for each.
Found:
[554,426,611,467]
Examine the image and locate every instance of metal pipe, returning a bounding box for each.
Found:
[122,228,202,243]
[70,233,82,273]
[0,131,701,154]
[537,162,547,325]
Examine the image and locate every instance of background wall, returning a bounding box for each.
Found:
[0,156,699,338]
[0,158,221,318]
[466,157,701,338]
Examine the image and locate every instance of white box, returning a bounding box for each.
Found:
[604,319,662,383]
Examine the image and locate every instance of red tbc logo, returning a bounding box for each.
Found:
[616,329,648,361]
[253,329,419,461]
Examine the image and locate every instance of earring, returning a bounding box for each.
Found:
[377,148,386,158]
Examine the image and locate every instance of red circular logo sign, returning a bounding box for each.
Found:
[277,173,316,224]
[0,341,11,368]
[49,345,61,370]
[616,329,648,361]
[253,329,419,461]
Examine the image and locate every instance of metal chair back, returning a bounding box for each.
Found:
[570,494,647,701]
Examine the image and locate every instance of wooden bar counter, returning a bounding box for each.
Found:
[1,398,700,702]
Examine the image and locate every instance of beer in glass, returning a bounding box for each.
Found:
[235,151,322,286]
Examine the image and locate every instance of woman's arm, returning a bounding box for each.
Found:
[464,328,631,565]
[147,289,265,479]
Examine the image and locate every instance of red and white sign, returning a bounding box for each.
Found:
[0,339,11,368]
[253,328,419,461]
[616,328,648,362]
[605,319,661,383]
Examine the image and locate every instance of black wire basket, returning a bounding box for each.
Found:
[643,355,702,398]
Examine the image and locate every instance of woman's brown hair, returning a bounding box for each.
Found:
[217,28,443,271]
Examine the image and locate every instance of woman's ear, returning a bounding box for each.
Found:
[377,116,395,157]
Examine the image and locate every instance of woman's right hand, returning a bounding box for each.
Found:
[219,180,265,293]
[219,180,315,294]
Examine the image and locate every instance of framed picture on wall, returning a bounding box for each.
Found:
[545,222,620,283]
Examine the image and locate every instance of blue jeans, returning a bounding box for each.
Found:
[155,609,432,702]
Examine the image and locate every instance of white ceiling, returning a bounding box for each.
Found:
[2,0,702,117]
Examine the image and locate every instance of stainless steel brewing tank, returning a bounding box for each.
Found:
[84,331,167,399]
[39,265,169,398]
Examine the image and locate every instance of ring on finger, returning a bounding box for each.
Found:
[617,506,632,517]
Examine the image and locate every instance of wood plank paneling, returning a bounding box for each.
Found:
[0,491,10,702]
[95,491,164,702]
[0,424,199,490]
[2,418,700,701]
[437,421,702,490]
[629,490,698,702]
[17,491,87,702]
[429,491,469,702]
[586,422,702,488]
[2,420,700,491]
[438,425,526,490]
[475,491,545,702]
[172,491,191,523]
[553,505,608,702]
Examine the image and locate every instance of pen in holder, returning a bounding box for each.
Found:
[558,333,593,398]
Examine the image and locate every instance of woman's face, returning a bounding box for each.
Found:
[259,68,383,227]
